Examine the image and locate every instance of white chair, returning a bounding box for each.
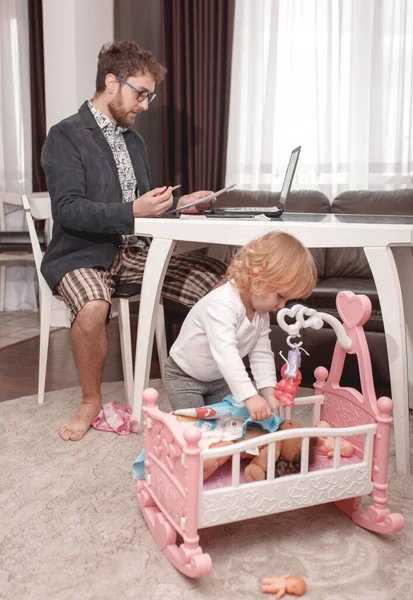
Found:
[0,192,36,311]
[22,193,167,405]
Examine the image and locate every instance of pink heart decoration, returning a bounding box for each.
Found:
[336,291,371,328]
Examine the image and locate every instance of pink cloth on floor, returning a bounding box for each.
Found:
[91,402,140,434]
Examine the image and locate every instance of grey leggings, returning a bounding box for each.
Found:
[164,356,231,411]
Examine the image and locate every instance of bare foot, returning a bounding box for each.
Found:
[59,398,101,441]
[244,463,266,483]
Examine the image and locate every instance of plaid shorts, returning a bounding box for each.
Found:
[57,246,228,323]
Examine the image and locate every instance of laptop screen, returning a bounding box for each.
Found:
[279,146,301,206]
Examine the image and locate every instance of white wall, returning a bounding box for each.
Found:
[42,0,114,131]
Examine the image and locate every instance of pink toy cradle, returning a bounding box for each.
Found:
[135,292,405,578]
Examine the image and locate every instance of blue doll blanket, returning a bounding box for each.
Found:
[133,395,284,480]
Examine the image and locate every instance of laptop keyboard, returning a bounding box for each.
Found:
[214,207,281,212]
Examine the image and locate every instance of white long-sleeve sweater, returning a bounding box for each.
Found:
[169,281,277,403]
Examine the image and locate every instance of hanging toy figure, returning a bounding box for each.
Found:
[274,337,307,408]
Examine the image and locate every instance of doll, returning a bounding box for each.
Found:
[244,420,318,482]
[262,574,307,598]
[202,419,302,481]
[200,419,317,482]
[316,420,354,458]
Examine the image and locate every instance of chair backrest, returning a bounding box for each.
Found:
[22,192,52,220]
[21,193,52,297]
[0,192,25,231]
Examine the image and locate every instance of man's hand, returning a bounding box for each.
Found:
[244,394,272,421]
[132,186,173,218]
[176,190,215,214]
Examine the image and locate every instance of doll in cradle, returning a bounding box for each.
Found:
[316,420,354,458]
[244,419,318,482]
[201,420,304,481]
[200,419,319,482]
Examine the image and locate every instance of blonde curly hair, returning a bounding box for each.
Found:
[226,231,317,300]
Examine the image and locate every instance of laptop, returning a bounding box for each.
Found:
[205,146,301,218]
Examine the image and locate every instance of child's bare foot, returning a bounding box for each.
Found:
[59,398,101,441]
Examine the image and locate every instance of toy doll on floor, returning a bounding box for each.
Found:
[164,231,318,422]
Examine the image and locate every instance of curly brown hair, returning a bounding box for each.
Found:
[227,231,317,301]
[95,41,167,94]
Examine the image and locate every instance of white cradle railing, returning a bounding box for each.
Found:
[198,422,377,529]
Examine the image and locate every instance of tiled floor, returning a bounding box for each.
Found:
[0,310,43,348]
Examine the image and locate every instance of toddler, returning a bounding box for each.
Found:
[164,231,317,420]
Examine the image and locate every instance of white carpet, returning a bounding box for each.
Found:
[0,382,412,600]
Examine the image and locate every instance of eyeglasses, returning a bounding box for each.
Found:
[115,75,157,104]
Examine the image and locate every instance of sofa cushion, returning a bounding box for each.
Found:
[269,277,383,333]
[325,247,372,278]
[311,277,379,309]
[332,189,413,215]
[326,189,413,278]
[269,325,389,392]
[306,278,383,333]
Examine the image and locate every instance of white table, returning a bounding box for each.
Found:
[133,212,413,475]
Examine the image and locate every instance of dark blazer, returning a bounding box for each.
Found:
[41,101,152,290]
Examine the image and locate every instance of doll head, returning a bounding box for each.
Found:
[226,231,317,306]
[278,419,303,462]
[286,575,307,595]
[275,419,318,475]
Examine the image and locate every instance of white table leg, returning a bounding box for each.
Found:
[364,246,410,475]
[391,246,413,412]
[132,238,175,421]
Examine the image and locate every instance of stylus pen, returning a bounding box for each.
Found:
[135,184,181,197]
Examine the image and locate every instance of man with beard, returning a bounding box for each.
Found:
[40,41,227,442]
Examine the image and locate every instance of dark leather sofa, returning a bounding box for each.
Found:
[163,188,413,394]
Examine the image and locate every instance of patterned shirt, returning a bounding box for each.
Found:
[88,101,146,249]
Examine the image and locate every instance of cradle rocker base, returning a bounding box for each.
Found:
[334,497,405,534]
[136,480,212,578]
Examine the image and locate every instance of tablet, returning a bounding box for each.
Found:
[167,183,237,214]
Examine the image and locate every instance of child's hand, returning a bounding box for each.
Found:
[269,396,282,415]
[245,394,272,421]
[260,387,281,415]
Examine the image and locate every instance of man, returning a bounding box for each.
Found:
[41,41,227,441]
